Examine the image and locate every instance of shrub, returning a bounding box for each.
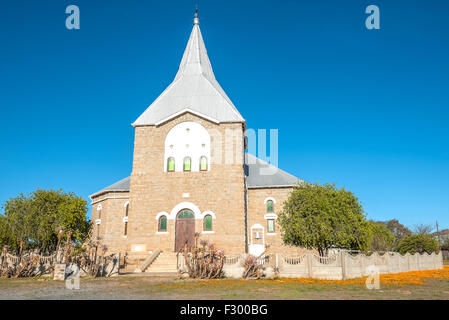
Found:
[397,234,439,255]
[182,235,225,279]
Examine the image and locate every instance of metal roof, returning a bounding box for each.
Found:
[90,176,131,198]
[245,154,301,188]
[90,154,300,198]
[132,16,245,127]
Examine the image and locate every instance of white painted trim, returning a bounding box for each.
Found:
[155,108,220,126]
[264,213,277,220]
[201,231,215,234]
[96,204,102,211]
[156,232,169,235]
[123,201,129,208]
[250,223,265,247]
[247,185,295,189]
[264,197,277,204]
[155,212,169,221]
[96,219,101,225]
[91,195,129,205]
[200,210,216,219]
[266,233,277,236]
[251,223,264,229]
[169,202,202,219]
[163,121,211,173]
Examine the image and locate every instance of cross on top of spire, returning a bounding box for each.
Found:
[194,7,199,25]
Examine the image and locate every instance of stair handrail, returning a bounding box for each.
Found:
[138,249,162,272]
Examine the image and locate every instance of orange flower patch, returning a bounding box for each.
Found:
[161,266,449,289]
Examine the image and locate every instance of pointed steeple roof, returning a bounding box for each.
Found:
[133,12,245,127]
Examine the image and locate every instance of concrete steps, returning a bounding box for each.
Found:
[122,251,179,275]
[145,251,179,274]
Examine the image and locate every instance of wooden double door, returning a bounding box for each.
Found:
[175,209,195,252]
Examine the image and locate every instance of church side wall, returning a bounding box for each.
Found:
[247,187,310,255]
[90,191,129,255]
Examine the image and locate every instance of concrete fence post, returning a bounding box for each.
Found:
[307,253,313,278]
[407,254,411,272]
[433,253,437,270]
[361,254,365,276]
[417,253,421,270]
[275,253,278,269]
[385,254,389,273]
[340,252,346,280]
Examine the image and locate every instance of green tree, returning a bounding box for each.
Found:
[384,219,412,248]
[2,189,91,252]
[396,234,439,255]
[367,220,395,252]
[277,183,371,256]
[0,215,13,248]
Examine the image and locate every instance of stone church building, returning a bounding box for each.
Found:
[90,14,303,266]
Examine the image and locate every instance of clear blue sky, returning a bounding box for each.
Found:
[1,0,448,230]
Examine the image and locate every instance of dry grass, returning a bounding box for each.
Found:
[1,267,449,300]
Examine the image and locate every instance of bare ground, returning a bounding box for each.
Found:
[0,275,449,300]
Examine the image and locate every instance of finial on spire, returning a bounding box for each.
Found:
[194,6,199,25]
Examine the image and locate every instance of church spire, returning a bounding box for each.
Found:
[132,12,245,127]
[174,8,213,81]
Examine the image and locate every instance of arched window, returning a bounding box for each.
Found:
[124,202,129,236]
[167,157,175,172]
[96,204,102,239]
[158,216,167,232]
[183,157,191,172]
[177,209,195,219]
[203,215,212,231]
[267,200,274,213]
[164,122,211,172]
[200,156,208,171]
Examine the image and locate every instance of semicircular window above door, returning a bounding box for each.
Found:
[177,209,195,219]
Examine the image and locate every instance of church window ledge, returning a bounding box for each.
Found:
[201,231,215,234]
[156,231,169,235]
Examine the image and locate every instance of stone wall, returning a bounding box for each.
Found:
[128,113,247,255]
[247,187,311,255]
[91,191,129,255]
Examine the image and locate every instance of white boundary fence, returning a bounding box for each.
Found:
[222,251,443,280]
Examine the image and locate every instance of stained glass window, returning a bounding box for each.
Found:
[200,156,207,171]
[267,200,274,212]
[204,215,212,231]
[177,209,194,219]
[159,216,167,231]
[184,157,191,171]
[167,157,175,172]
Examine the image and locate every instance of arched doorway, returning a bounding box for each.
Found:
[175,209,195,252]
